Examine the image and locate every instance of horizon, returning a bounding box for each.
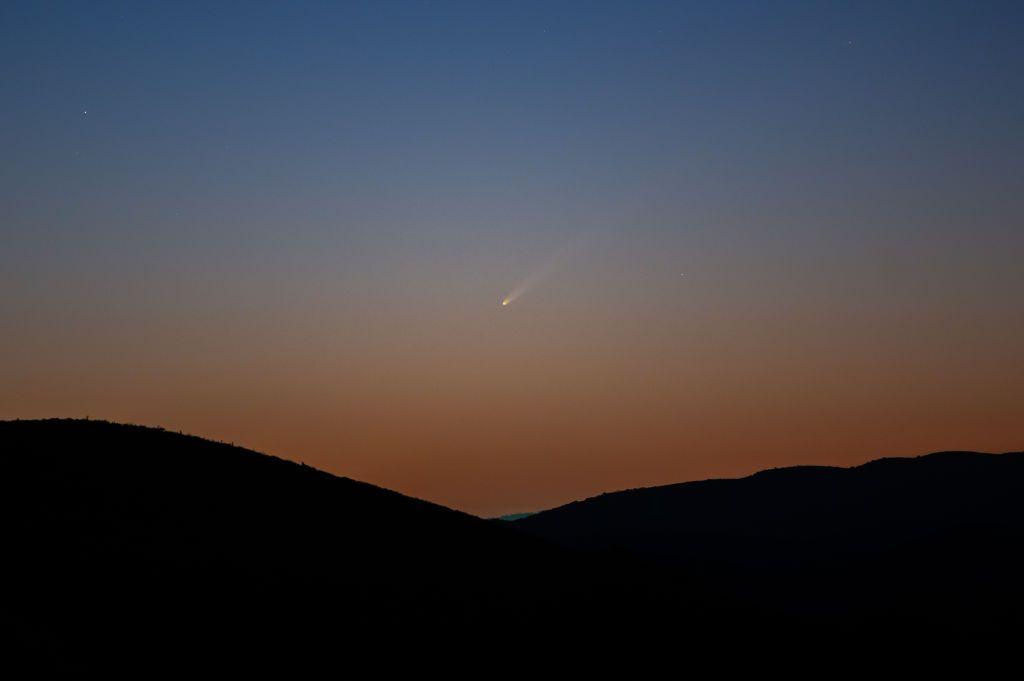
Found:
[3,1,1023,516]
[4,416,1022,518]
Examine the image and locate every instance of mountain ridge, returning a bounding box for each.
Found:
[513,447,1024,571]
[0,418,704,669]
[518,449,1021,517]
[4,418,1023,668]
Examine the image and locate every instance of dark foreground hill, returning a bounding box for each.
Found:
[0,419,701,670]
[3,419,1023,669]
[514,451,1024,627]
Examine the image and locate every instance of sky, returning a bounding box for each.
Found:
[2,1,1023,516]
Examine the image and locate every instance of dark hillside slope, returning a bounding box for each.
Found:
[0,419,692,669]
[516,452,1024,559]
[5,420,1022,667]
[515,451,1024,625]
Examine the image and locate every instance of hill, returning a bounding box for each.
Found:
[513,451,1024,625]
[0,419,691,670]
[4,419,1022,667]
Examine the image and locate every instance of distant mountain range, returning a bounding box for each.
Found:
[513,451,1024,622]
[495,512,534,521]
[515,451,1024,565]
[3,419,1022,669]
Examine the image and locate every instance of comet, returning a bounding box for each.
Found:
[499,248,567,308]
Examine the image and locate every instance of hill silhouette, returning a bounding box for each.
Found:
[3,419,1023,669]
[514,451,1024,627]
[0,419,699,670]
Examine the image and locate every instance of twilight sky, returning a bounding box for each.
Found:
[2,1,1022,515]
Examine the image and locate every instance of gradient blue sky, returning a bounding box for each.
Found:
[2,1,1022,514]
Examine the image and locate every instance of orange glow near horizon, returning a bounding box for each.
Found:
[3,252,1022,516]
[3,2,1023,517]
